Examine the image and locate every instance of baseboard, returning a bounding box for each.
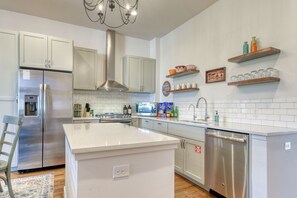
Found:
[64,186,67,198]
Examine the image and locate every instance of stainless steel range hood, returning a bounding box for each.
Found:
[98,30,128,92]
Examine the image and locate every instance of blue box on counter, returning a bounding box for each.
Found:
[158,102,174,116]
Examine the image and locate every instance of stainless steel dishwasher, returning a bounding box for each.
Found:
[205,129,249,198]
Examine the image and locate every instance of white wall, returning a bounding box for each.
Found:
[158,0,297,128]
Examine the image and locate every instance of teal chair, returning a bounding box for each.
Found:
[0,115,23,198]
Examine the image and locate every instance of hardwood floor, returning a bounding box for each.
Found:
[9,167,214,198]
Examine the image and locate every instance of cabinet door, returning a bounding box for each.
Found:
[73,47,97,90]
[140,119,153,130]
[168,134,184,173]
[19,31,47,68]
[131,118,139,128]
[183,138,205,184]
[124,56,142,92]
[0,29,18,167]
[142,59,155,93]
[48,36,73,71]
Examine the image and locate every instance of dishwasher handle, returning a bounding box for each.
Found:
[206,131,247,143]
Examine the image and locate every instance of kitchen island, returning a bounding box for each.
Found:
[63,123,179,198]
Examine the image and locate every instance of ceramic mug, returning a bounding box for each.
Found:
[181,83,186,89]
[176,84,180,90]
[171,85,175,91]
[192,83,197,88]
[186,83,191,89]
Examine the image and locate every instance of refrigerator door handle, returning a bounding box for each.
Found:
[39,84,43,128]
[43,84,47,131]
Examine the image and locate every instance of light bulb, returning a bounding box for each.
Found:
[131,10,137,16]
[98,4,103,11]
[126,4,130,10]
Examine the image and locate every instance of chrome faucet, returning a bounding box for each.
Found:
[196,97,209,121]
[188,104,196,121]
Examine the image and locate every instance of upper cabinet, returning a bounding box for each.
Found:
[73,47,97,90]
[19,31,73,71]
[123,55,156,93]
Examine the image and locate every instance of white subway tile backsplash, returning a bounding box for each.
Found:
[280,115,295,122]
[280,103,295,109]
[273,109,287,115]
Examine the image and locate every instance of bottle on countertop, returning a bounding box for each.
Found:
[243,41,249,54]
[123,105,128,115]
[214,111,219,123]
[250,36,257,52]
[174,106,179,118]
[128,105,132,116]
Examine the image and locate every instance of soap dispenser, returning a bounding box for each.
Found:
[214,111,219,123]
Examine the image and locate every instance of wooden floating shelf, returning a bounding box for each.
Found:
[167,88,200,93]
[227,77,280,86]
[166,69,200,78]
[228,47,281,63]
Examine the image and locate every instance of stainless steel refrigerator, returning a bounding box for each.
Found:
[18,69,72,171]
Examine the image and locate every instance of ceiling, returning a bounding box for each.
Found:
[0,0,218,40]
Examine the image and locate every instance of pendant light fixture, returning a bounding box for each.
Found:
[83,0,139,28]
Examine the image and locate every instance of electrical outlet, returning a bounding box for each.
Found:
[285,142,291,150]
[113,164,130,179]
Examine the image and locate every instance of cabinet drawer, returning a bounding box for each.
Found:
[153,121,168,134]
[141,119,153,130]
[168,123,205,142]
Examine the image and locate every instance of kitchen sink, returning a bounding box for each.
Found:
[179,119,210,125]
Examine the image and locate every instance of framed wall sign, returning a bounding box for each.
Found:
[162,81,171,97]
[206,67,226,83]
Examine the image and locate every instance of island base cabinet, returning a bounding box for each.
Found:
[169,134,205,185]
[65,139,176,198]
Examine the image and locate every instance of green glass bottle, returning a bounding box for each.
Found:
[243,41,249,54]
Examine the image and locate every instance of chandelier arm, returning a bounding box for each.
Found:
[119,6,130,25]
[84,0,103,11]
[84,8,101,22]
[113,0,138,10]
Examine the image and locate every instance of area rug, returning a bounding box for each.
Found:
[0,173,54,198]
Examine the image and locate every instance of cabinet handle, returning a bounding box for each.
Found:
[48,60,51,68]
[157,122,162,125]
[145,120,148,123]
[45,60,48,68]
[182,140,185,149]
[180,140,183,148]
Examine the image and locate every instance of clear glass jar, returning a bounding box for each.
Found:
[251,70,258,79]
[271,68,279,77]
[231,75,238,82]
[244,73,253,80]
[238,74,244,81]
[258,69,265,78]
[265,67,273,77]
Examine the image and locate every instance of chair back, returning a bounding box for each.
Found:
[0,115,23,169]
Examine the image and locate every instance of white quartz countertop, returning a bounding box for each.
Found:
[63,123,179,154]
[135,116,297,136]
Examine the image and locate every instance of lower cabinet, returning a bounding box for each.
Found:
[131,118,139,128]
[139,119,205,185]
[168,134,205,184]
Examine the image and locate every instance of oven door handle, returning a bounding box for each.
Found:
[206,132,246,143]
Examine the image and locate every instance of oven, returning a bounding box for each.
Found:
[96,113,132,125]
